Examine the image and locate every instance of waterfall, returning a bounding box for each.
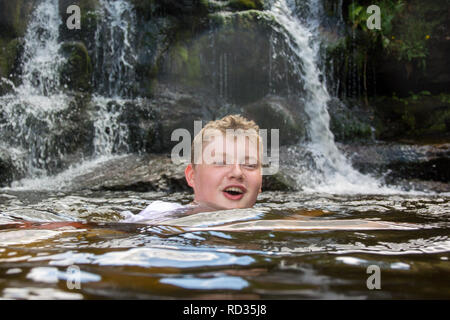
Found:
[20,0,65,96]
[0,0,405,193]
[94,0,137,98]
[0,0,138,187]
[0,0,69,178]
[269,0,398,193]
[91,0,138,156]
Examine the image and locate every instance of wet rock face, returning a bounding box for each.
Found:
[159,10,303,105]
[243,95,307,145]
[0,150,15,187]
[340,143,450,185]
[327,98,374,142]
[0,93,94,180]
[372,95,450,141]
[67,152,297,192]
[69,153,188,192]
[60,41,93,92]
[0,0,37,38]
[58,0,100,43]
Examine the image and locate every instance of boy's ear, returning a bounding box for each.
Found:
[185,164,195,188]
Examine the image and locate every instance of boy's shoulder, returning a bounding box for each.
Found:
[141,200,184,213]
[122,200,185,223]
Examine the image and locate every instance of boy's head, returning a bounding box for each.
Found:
[185,115,263,209]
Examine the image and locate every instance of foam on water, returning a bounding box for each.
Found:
[6,154,126,191]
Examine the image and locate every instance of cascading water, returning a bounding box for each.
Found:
[20,0,66,96]
[94,0,137,98]
[268,0,400,194]
[0,0,138,189]
[0,0,413,193]
[91,0,138,157]
[0,0,69,178]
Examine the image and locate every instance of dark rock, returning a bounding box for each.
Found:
[70,153,188,192]
[372,95,450,141]
[0,38,23,92]
[328,97,374,142]
[262,169,297,191]
[0,149,14,187]
[228,0,264,11]
[143,86,216,152]
[0,0,36,38]
[68,152,297,192]
[60,41,93,92]
[160,10,302,105]
[0,93,94,176]
[339,142,450,184]
[243,95,307,145]
[58,0,100,43]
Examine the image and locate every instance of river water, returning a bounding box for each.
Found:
[1,0,449,300]
[0,189,448,299]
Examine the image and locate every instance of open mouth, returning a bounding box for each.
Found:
[223,186,246,200]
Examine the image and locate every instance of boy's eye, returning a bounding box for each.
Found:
[243,164,259,169]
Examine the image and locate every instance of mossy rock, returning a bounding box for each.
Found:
[59,0,100,42]
[59,0,99,18]
[131,0,209,18]
[243,95,306,145]
[373,94,450,141]
[328,98,373,142]
[60,41,93,92]
[263,169,297,191]
[0,0,36,38]
[163,10,288,104]
[0,152,14,187]
[228,0,264,11]
[0,38,20,79]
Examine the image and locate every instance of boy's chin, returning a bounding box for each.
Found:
[219,200,255,210]
[196,199,254,210]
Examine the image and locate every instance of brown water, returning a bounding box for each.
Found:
[0,190,449,299]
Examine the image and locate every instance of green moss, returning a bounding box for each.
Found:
[330,115,373,141]
[130,0,156,17]
[169,39,203,87]
[228,0,264,10]
[60,42,93,92]
[0,0,34,38]
[373,94,450,140]
[0,38,20,78]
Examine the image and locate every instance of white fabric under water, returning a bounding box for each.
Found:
[121,200,184,223]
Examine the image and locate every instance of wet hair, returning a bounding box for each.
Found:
[191,114,262,165]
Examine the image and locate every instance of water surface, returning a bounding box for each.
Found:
[1,190,448,299]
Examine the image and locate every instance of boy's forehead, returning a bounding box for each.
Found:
[204,132,259,150]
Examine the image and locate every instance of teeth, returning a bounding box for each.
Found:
[224,187,244,194]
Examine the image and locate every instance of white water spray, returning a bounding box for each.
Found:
[0,0,69,178]
[0,0,138,189]
[269,0,400,194]
[20,0,65,96]
[94,0,137,98]
[91,0,137,156]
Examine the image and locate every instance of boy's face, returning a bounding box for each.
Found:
[185,133,262,209]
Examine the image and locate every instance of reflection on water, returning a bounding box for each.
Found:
[0,190,449,299]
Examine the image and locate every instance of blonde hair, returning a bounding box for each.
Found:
[191,115,262,165]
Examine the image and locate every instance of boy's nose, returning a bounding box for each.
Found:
[228,163,244,179]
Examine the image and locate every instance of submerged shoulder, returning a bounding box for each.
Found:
[141,200,184,214]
